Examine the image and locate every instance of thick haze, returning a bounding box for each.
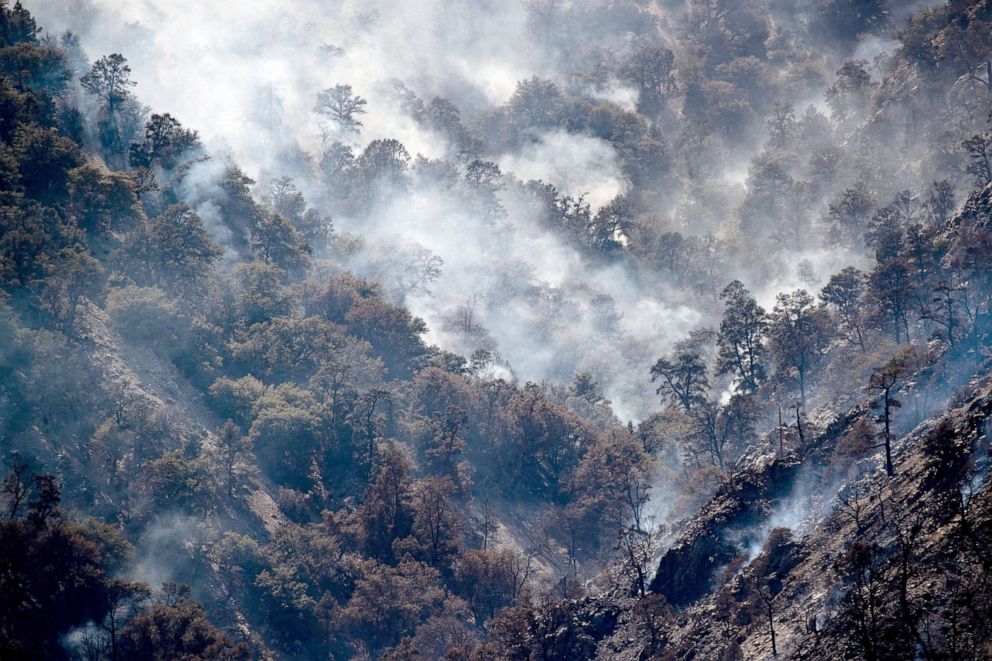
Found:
[7,1,992,655]
[28,0,568,164]
[26,0,890,420]
[28,0,694,419]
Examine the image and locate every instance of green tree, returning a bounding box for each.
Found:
[233,261,293,325]
[354,442,414,561]
[248,385,321,489]
[141,450,211,513]
[105,286,182,352]
[125,204,220,295]
[716,280,767,393]
[80,53,140,161]
[11,124,81,203]
[650,336,710,412]
[821,267,868,351]
[0,471,135,659]
[208,375,265,428]
[868,258,913,343]
[400,476,461,568]
[40,245,102,336]
[67,165,144,236]
[825,60,875,122]
[827,183,875,247]
[128,113,201,169]
[506,77,563,132]
[216,166,264,253]
[117,583,250,660]
[262,176,332,245]
[315,84,367,134]
[620,43,675,116]
[336,558,448,654]
[963,132,992,186]
[768,289,832,405]
[868,351,912,477]
[214,420,254,497]
[250,210,311,272]
[344,296,428,377]
[0,1,39,46]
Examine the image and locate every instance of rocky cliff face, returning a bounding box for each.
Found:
[649,456,803,607]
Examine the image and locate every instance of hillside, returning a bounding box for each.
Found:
[462,184,992,660]
[2,0,992,659]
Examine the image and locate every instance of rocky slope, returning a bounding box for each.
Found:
[526,370,991,660]
[520,186,992,661]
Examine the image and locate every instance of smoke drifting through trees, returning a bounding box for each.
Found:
[4,0,992,657]
[26,0,939,422]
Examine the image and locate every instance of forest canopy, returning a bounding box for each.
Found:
[2,0,992,658]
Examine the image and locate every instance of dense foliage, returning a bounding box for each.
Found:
[2,0,992,658]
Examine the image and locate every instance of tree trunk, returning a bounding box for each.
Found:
[767,601,777,656]
[883,391,894,477]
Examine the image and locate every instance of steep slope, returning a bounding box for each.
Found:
[4,0,992,657]
[651,374,990,660]
[501,185,992,661]
[510,363,991,660]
